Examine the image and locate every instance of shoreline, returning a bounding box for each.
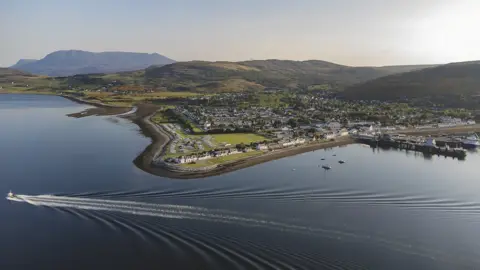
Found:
[60,94,133,117]
[60,94,131,109]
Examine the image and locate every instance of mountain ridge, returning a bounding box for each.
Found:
[10,50,175,76]
[143,59,436,92]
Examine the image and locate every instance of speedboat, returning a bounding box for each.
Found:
[6,191,21,201]
[338,160,345,164]
[322,165,332,170]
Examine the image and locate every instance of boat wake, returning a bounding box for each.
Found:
[13,194,324,235]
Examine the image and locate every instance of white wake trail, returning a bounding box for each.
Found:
[15,194,324,235]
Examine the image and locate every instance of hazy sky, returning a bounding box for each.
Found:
[1,0,479,67]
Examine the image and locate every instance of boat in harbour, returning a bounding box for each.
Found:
[462,133,480,149]
[322,165,332,170]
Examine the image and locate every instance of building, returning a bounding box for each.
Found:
[256,144,269,150]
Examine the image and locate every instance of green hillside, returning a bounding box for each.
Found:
[143,60,434,92]
[343,61,480,107]
[0,68,59,93]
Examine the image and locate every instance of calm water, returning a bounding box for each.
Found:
[1,94,480,270]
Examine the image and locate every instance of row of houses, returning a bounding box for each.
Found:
[166,148,243,164]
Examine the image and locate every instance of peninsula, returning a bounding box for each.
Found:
[1,58,480,178]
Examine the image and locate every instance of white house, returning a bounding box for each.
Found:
[337,128,349,137]
[256,144,269,150]
[282,138,306,147]
[324,132,335,140]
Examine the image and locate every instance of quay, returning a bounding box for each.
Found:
[353,134,467,160]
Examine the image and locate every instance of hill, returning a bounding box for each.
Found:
[0,68,36,83]
[143,60,433,92]
[0,68,57,92]
[343,61,480,107]
[10,50,175,76]
[10,59,38,69]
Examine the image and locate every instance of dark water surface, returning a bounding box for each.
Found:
[1,94,480,270]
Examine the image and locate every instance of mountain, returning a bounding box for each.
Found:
[143,60,434,92]
[343,61,480,107]
[10,50,175,76]
[10,59,38,69]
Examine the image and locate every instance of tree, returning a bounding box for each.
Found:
[236,143,246,150]
[273,120,282,128]
[287,118,298,128]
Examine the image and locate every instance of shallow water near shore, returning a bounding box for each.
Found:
[1,94,480,270]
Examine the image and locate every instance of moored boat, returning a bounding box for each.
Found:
[462,134,480,149]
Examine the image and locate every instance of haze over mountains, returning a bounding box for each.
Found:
[10,50,175,76]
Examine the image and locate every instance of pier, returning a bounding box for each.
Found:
[354,134,467,160]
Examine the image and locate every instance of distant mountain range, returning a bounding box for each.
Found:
[10,50,175,76]
[343,61,480,107]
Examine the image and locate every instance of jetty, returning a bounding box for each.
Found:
[353,133,467,159]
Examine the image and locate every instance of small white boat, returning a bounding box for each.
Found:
[6,191,21,202]
[292,168,296,171]
[322,165,332,170]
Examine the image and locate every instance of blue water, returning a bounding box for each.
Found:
[1,94,480,270]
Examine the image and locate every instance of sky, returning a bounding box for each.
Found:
[1,0,480,67]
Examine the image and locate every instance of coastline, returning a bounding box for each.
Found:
[60,94,133,117]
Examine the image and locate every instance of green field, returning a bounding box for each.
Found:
[151,109,176,124]
[82,91,199,106]
[181,150,264,168]
[210,133,267,145]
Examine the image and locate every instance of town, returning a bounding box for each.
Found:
[134,91,479,169]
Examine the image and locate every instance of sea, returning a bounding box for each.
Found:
[1,94,480,270]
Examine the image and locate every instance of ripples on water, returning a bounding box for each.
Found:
[13,186,480,269]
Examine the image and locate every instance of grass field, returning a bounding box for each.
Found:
[151,109,176,124]
[82,91,199,106]
[211,133,267,145]
[181,150,264,168]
